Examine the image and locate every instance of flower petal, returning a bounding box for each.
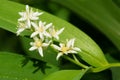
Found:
[67,38,75,48]
[39,33,44,40]
[16,28,25,36]
[39,21,43,27]
[31,31,38,38]
[33,37,39,41]
[59,43,64,48]
[29,46,37,51]
[18,17,26,21]
[31,22,38,29]
[27,19,31,28]
[67,50,77,54]
[44,31,51,38]
[42,43,49,47]
[71,38,75,47]
[30,42,34,46]
[52,44,61,51]
[26,5,29,13]
[56,52,63,60]
[45,23,52,30]
[38,47,43,57]
[19,12,25,16]
[31,17,39,20]
[33,12,43,16]
[73,47,81,52]
[56,27,64,35]
[54,35,59,40]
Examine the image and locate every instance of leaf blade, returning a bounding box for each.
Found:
[43,68,90,80]
[0,52,59,80]
[0,0,108,67]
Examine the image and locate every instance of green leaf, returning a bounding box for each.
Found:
[0,0,108,68]
[43,68,90,80]
[106,54,120,80]
[0,52,59,80]
[52,0,120,51]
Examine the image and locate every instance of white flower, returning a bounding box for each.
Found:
[52,38,81,60]
[49,26,64,40]
[31,21,52,40]
[16,22,28,36]
[29,37,51,57]
[18,5,43,28]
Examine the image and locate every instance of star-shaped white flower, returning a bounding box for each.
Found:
[16,22,28,36]
[31,21,52,40]
[52,38,81,60]
[29,37,51,57]
[18,5,43,28]
[49,26,64,40]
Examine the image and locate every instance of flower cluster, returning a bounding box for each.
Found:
[16,5,81,60]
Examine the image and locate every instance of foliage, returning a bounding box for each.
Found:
[0,0,120,80]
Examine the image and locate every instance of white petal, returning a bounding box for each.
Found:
[59,43,64,48]
[31,17,39,20]
[31,22,38,29]
[52,44,61,51]
[56,28,64,35]
[42,43,49,47]
[56,52,63,60]
[71,38,75,47]
[33,37,39,41]
[27,19,31,28]
[45,23,52,30]
[38,12,44,16]
[16,28,25,36]
[33,12,43,16]
[67,50,77,53]
[26,5,29,13]
[38,47,43,57]
[39,33,44,40]
[39,21,43,27]
[30,42,34,46]
[19,12,25,16]
[64,52,69,55]
[66,39,72,48]
[67,38,75,48]
[29,46,37,51]
[31,31,38,38]
[54,35,59,40]
[73,47,81,52]
[44,32,51,37]
[18,17,26,21]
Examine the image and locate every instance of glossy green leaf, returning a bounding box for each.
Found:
[0,52,59,80]
[43,68,90,80]
[0,0,108,68]
[52,0,120,50]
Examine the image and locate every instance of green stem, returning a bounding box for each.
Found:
[63,55,88,69]
[91,63,120,72]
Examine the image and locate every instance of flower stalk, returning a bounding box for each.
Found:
[63,55,88,69]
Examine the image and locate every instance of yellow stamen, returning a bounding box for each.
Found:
[61,45,69,53]
[38,27,44,32]
[35,40,42,47]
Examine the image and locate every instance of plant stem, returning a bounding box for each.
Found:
[63,55,88,69]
